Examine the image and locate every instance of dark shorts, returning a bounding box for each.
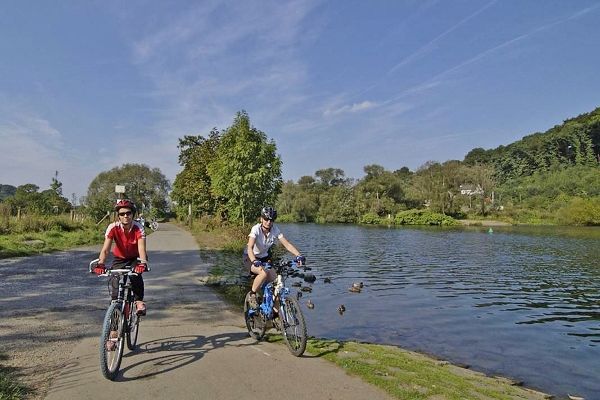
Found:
[109,257,144,301]
[243,254,271,274]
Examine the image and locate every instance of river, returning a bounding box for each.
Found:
[279,223,600,399]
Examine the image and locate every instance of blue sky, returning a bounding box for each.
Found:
[1,1,600,202]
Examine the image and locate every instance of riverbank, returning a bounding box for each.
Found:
[186,223,552,400]
[458,219,512,226]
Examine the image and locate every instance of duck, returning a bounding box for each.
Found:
[291,281,302,287]
[296,291,303,299]
[348,285,361,293]
[306,299,315,309]
[323,277,332,284]
[301,286,313,292]
[337,304,346,315]
[352,282,364,289]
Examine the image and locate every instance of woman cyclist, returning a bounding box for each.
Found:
[244,206,305,308]
[93,199,149,316]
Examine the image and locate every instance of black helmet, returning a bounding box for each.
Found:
[261,206,277,221]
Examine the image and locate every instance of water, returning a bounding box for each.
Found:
[279,223,600,399]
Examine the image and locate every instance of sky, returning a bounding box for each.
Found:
[1,0,600,203]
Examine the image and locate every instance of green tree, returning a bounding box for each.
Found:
[315,168,347,187]
[207,111,282,224]
[356,164,405,216]
[0,184,17,201]
[171,129,220,217]
[86,164,171,220]
[318,185,357,223]
[5,184,48,214]
[44,171,71,213]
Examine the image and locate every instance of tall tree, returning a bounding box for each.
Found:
[315,168,346,186]
[207,111,282,224]
[171,129,220,216]
[86,164,170,220]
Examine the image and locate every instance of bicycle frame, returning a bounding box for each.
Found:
[89,258,149,379]
[244,260,308,356]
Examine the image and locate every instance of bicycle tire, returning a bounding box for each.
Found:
[281,296,307,356]
[244,291,266,340]
[126,301,139,350]
[99,302,125,380]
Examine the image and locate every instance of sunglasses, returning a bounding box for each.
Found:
[118,211,132,217]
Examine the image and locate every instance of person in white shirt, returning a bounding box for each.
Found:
[244,206,305,308]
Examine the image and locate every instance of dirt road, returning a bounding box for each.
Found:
[1,223,392,400]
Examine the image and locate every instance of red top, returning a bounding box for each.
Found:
[105,221,146,259]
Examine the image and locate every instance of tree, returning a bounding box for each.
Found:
[86,164,171,220]
[0,184,17,201]
[356,164,405,216]
[171,129,220,216]
[207,111,282,224]
[315,168,346,187]
[6,184,47,214]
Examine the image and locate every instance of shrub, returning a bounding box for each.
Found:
[556,197,600,225]
[394,209,458,226]
[359,213,383,225]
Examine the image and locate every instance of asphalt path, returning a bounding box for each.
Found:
[1,223,392,400]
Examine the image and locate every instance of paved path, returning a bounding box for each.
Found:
[39,223,392,400]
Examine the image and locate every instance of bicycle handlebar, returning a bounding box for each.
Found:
[88,258,151,275]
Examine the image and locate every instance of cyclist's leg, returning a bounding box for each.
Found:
[249,256,274,293]
[109,257,129,300]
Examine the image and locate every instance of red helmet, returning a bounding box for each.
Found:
[114,199,136,213]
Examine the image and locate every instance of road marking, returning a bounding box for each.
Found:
[250,346,271,357]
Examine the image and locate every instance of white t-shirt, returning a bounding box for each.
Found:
[248,223,284,258]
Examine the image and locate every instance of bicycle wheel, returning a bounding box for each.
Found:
[99,302,125,380]
[244,291,266,340]
[281,296,307,356]
[126,301,139,350]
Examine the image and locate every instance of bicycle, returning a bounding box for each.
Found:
[135,216,158,231]
[148,217,159,231]
[244,260,308,356]
[89,258,150,380]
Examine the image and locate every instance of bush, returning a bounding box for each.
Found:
[394,209,458,226]
[556,197,600,225]
[359,213,383,224]
[276,214,297,223]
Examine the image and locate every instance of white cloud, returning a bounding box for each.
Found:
[323,100,378,117]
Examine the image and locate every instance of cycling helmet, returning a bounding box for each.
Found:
[114,199,137,214]
[261,206,277,221]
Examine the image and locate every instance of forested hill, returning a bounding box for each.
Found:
[463,107,600,183]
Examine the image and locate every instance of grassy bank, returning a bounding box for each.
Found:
[0,354,27,400]
[184,221,551,400]
[0,227,103,259]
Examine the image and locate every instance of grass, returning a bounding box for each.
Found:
[0,354,27,400]
[183,217,551,400]
[0,228,104,259]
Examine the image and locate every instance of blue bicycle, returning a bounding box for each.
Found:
[244,260,308,356]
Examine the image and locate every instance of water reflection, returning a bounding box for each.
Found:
[280,223,600,398]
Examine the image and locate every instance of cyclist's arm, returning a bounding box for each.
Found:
[98,237,112,265]
[138,237,148,264]
[279,236,301,258]
[247,236,257,262]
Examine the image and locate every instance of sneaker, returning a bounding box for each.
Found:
[105,330,118,351]
[248,293,258,309]
[135,301,146,316]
